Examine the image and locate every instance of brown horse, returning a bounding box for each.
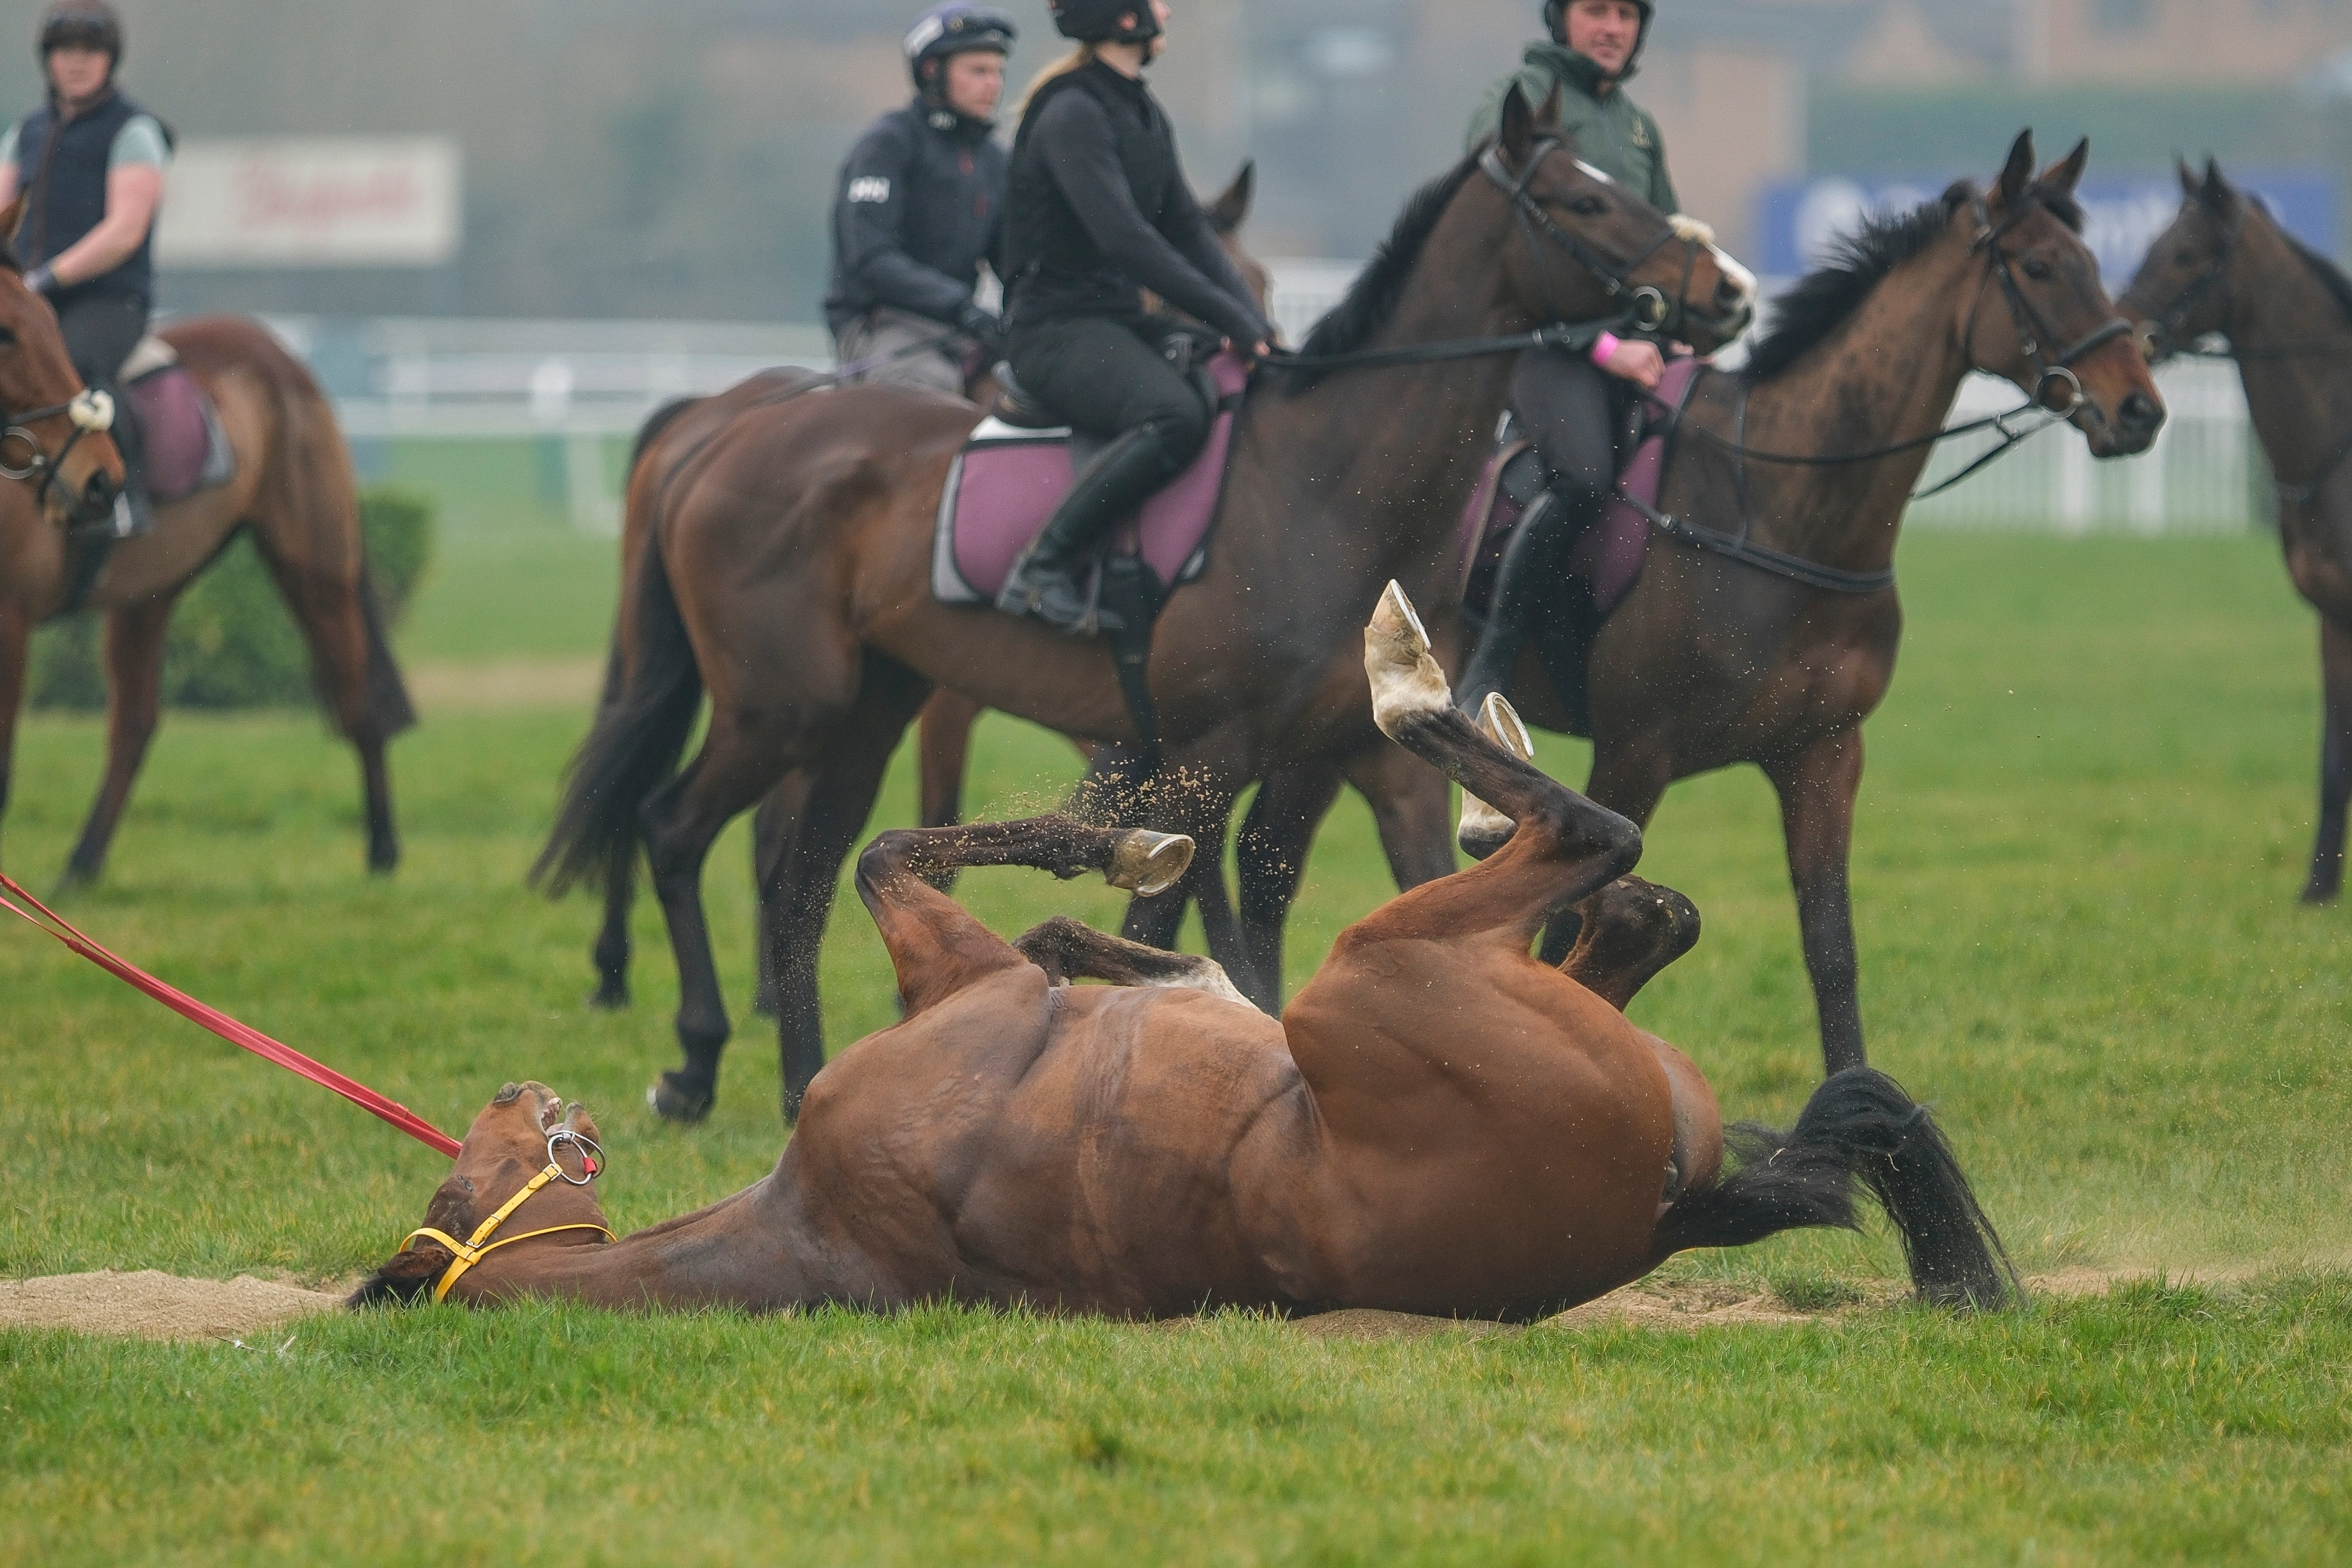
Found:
[1227,133,2168,1076]
[2120,161,2352,902]
[537,87,1757,1122]
[0,241,412,888]
[362,585,2012,1318]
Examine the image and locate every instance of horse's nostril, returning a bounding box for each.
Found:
[2121,392,2165,435]
[1715,279,1744,309]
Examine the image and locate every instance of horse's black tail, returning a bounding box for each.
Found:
[1655,1066,2018,1310]
[530,525,702,899]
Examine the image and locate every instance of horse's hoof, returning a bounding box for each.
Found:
[647,1073,714,1124]
[1107,830,1194,897]
[1458,692,1534,859]
[588,981,631,1011]
[2300,885,2339,906]
[1364,581,1452,738]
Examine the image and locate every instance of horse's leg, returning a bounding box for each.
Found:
[1012,914,1252,1004]
[2303,615,2352,903]
[747,785,805,1017]
[854,816,1194,1018]
[588,839,637,1010]
[1558,877,1701,1009]
[917,689,982,832]
[1542,749,1671,966]
[0,603,28,869]
[760,660,929,1117]
[1234,762,1343,1009]
[1763,728,1868,1077]
[57,597,173,893]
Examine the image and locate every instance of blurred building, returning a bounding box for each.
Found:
[6,0,2346,324]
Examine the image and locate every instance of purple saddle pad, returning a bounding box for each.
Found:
[1456,355,1704,620]
[933,352,1249,606]
[127,362,228,504]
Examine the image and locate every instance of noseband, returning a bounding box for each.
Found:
[1966,194,2133,418]
[403,1128,613,1303]
[1478,139,1698,337]
[0,384,117,517]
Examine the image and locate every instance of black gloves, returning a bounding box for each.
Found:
[957,303,1005,357]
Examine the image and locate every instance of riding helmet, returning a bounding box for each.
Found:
[1544,0,1654,75]
[1048,0,1162,46]
[38,0,122,68]
[903,3,1017,95]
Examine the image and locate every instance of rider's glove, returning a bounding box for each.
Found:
[957,303,1004,357]
[22,264,57,297]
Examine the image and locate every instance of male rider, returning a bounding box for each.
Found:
[1457,0,1683,709]
[825,3,1016,396]
[0,1,168,538]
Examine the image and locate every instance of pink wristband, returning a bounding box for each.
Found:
[1590,332,1623,367]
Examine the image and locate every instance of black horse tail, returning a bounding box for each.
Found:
[530,524,702,899]
[1655,1066,2018,1310]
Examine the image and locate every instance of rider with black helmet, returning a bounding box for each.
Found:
[993,0,1273,634]
[826,3,1017,397]
[1458,0,1683,709]
[0,0,170,537]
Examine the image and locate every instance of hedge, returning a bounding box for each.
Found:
[28,487,435,712]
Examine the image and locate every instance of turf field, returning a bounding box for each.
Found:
[2,529,2347,1564]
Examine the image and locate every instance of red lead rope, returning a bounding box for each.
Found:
[0,871,462,1159]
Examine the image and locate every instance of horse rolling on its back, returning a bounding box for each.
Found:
[364,585,2013,1320]
[2120,160,2352,902]
[536,86,1758,1124]
[0,204,411,888]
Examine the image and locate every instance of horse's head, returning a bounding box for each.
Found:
[1960,131,2165,457]
[349,1082,611,1308]
[0,192,125,529]
[1485,83,1757,354]
[2119,158,2245,363]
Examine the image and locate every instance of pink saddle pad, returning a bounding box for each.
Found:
[128,363,224,504]
[1455,356,1703,620]
[933,352,1249,605]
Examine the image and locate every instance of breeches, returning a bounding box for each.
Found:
[1006,315,1213,470]
[835,306,970,397]
[1511,346,1628,505]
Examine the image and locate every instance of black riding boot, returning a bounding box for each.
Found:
[998,422,1184,634]
[1456,481,1601,709]
[104,388,154,539]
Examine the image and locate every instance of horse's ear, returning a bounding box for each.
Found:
[1995,129,2036,207]
[1535,83,1565,132]
[2177,156,2199,200]
[1498,81,1539,167]
[1207,161,1254,236]
[2037,138,2088,198]
[2200,157,2236,216]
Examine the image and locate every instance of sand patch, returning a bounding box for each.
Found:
[406,658,602,713]
[0,1270,345,1343]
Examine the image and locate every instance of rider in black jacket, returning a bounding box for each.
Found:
[995,0,1272,634]
[825,4,1015,395]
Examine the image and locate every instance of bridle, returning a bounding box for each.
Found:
[1477,137,1694,338]
[1963,193,2132,423]
[0,383,118,521]
[404,1127,613,1304]
[2118,202,2248,365]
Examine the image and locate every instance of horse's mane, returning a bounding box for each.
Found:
[2272,220,2352,325]
[1282,151,1484,392]
[1742,181,2088,384]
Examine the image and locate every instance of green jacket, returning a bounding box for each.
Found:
[1466,43,1677,217]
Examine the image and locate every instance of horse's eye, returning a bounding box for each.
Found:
[2021,258,2053,281]
[1569,196,1606,217]
[2175,249,2196,266]
[0,326,15,347]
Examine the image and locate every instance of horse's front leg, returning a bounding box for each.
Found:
[2303,614,2352,903]
[1764,727,1867,1076]
[0,602,28,870]
[59,597,173,894]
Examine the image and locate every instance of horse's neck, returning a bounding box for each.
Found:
[2230,219,2352,467]
[1730,244,1981,567]
[464,1182,800,1309]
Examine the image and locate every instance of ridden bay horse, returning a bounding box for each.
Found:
[2120,161,2352,902]
[537,86,1757,1122]
[1229,133,2168,1077]
[361,584,2013,1318]
[0,220,412,889]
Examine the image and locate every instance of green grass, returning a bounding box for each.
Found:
[3,530,2349,1563]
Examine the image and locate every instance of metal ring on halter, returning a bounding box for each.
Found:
[0,427,43,482]
[1628,286,1671,333]
[546,1128,605,1185]
[2035,365,2086,415]
[2133,320,2168,364]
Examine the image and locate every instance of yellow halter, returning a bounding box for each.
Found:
[403,1130,614,1304]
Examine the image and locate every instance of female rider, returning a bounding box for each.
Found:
[1457,0,1681,708]
[0,1,169,538]
[995,0,1274,634]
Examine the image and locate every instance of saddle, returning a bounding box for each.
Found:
[931,350,1248,613]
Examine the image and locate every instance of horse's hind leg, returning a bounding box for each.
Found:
[1347,584,1641,949]
[0,603,28,868]
[2303,615,2352,902]
[918,689,982,833]
[58,597,173,893]
[1559,877,1700,1009]
[1013,914,1252,1005]
[856,817,1195,1018]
